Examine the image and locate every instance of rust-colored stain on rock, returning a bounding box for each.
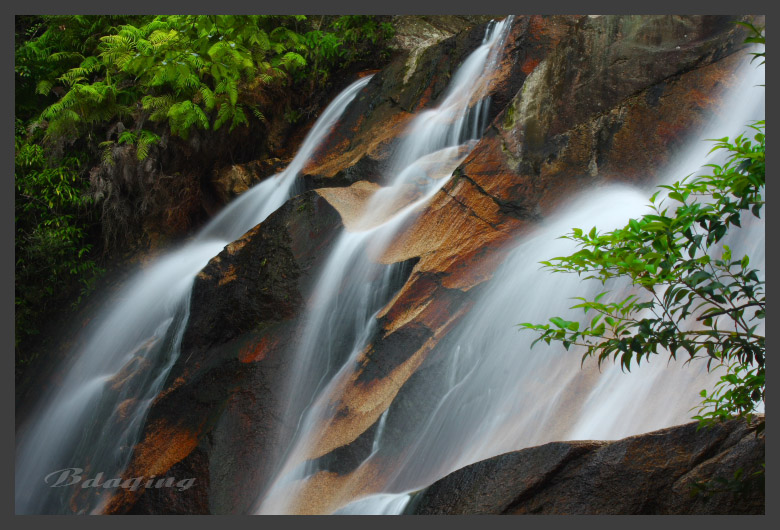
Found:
[238,335,277,363]
[521,57,541,75]
[102,419,199,514]
[217,264,238,286]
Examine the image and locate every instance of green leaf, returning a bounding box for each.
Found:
[549,317,569,329]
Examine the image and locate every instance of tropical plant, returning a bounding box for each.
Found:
[14,15,395,373]
[14,120,102,361]
[31,15,394,145]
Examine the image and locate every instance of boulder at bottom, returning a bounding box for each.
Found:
[411,416,764,514]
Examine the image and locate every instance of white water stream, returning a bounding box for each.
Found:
[15,16,764,516]
[256,18,514,514]
[15,76,372,515]
[334,55,765,515]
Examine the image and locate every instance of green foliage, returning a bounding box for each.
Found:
[520,27,765,432]
[15,16,147,122]
[101,129,161,162]
[28,15,394,143]
[736,21,766,66]
[15,120,102,360]
[330,16,395,64]
[13,15,395,372]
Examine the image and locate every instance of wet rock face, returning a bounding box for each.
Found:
[497,15,752,182]
[300,16,754,472]
[410,417,765,514]
[511,15,746,144]
[109,15,763,515]
[389,15,497,55]
[301,15,578,188]
[182,203,303,359]
[210,158,289,205]
[102,192,345,514]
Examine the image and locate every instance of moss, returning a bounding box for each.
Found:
[450,167,464,186]
[294,193,316,219]
[503,101,517,130]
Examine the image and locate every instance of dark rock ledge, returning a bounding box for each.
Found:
[410,416,764,515]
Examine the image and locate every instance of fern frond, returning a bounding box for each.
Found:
[36,80,53,96]
[229,105,248,132]
[248,104,265,121]
[58,69,88,87]
[136,130,160,160]
[149,29,178,48]
[193,104,209,130]
[213,103,232,130]
[199,86,216,111]
[117,130,136,144]
[99,140,115,166]
[281,51,306,69]
[142,94,175,110]
[227,78,238,105]
[49,51,84,62]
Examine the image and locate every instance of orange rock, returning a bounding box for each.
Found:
[315,182,382,231]
[270,21,755,496]
[105,16,759,516]
[102,419,200,514]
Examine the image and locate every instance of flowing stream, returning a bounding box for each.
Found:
[14,75,372,515]
[259,41,764,513]
[333,55,765,515]
[15,16,764,516]
[255,17,515,514]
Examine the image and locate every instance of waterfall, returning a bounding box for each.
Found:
[256,17,514,515]
[16,16,763,516]
[335,56,765,515]
[14,76,372,515]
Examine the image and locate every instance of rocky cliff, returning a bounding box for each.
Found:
[99,15,763,515]
[410,416,764,515]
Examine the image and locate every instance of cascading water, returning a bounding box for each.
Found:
[333,55,765,515]
[256,17,514,515]
[15,15,763,516]
[14,75,372,515]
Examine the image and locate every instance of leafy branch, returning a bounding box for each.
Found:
[520,24,765,432]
